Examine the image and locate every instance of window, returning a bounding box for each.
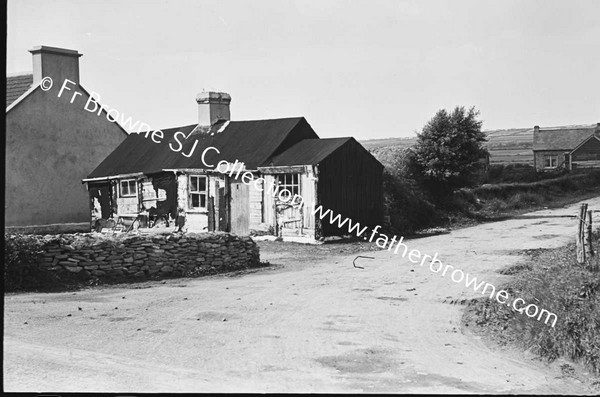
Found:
[544,155,558,168]
[120,179,137,197]
[189,175,207,209]
[276,173,300,200]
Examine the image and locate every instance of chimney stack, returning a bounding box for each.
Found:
[29,46,83,86]
[534,125,540,134]
[196,91,231,126]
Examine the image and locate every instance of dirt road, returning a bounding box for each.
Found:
[5,197,600,393]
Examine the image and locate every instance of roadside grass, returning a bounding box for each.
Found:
[464,236,600,375]
[448,171,600,224]
[484,163,566,184]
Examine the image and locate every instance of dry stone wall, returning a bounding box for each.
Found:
[24,232,260,280]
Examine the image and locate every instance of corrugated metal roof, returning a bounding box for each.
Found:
[6,74,33,108]
[87,117,319,178]
[533,124,599,151]
[264,138,352,166]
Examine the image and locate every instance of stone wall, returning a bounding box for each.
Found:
[21,232,260,281]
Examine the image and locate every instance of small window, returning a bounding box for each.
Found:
[276,173,300,200]
[544,155,558,168]
[120,179,137,197]
[189,175,207,209]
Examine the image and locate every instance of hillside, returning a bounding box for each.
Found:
[482,127,533,165]
[360,137,416,150]
[361,127,534,166]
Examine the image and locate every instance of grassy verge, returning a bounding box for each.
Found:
[446,171,600,227]
[463,235,600,376]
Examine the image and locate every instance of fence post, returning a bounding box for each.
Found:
[585,209,597,271]
[576,203,587,264]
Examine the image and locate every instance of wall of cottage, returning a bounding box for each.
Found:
[534,150,567,171]
[6,80,126,228]
[31,232,260,280]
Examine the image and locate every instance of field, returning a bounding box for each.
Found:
[360,127,534,165]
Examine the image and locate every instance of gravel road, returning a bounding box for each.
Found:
[4,196,600,393]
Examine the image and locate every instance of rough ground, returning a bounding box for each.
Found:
[4,196,600,393]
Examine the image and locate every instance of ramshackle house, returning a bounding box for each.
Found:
[83,91,383,241]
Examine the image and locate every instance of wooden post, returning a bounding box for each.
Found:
[585,210,593,258]
[576,203,587,264]
[585,209,597,271]
[207,196,215,232]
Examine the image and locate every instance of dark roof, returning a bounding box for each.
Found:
[6,74,33,107]
[265,138,351,166]
[533,124,599,151]
[88,117,319,178]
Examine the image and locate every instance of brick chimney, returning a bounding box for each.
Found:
[196,91,231,126]
[29,45,83,86]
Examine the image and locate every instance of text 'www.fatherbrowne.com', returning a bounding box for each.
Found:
[38,75,558,328]
[312,205,559,328]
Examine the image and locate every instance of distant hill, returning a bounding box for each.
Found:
[482,127,533,165]
[360,137,416,150]
[361,127,534,166]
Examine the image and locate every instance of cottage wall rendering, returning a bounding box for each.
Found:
[84,92,384,241]
[5,46,128,232]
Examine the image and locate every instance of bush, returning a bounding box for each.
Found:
[484,164,567,184]
[382,170,439,234]
[505,192,544,210]
[412,106,488,197]
[370,146,440,234]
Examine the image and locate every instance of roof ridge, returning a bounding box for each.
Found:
[154,117,305,134]
[538,124,596,130]
[6,71,33,78]
[230,116,304,123]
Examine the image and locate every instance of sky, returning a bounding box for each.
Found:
[6,0,600,140]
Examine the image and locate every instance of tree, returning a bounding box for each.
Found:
[412,106,488,197]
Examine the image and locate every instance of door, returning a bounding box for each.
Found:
[274,173,304,236]
[217,187,228,231]
[230,179,249,235]
[89,183,111,219]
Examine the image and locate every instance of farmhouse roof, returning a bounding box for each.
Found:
[532,124,600,151]
[6,73,33,108]
[265,138,352,166]
[87,117,321,178]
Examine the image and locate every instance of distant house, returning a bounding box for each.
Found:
[532,124,600,171]
[83,92,383,241]
[5,46,128,232]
